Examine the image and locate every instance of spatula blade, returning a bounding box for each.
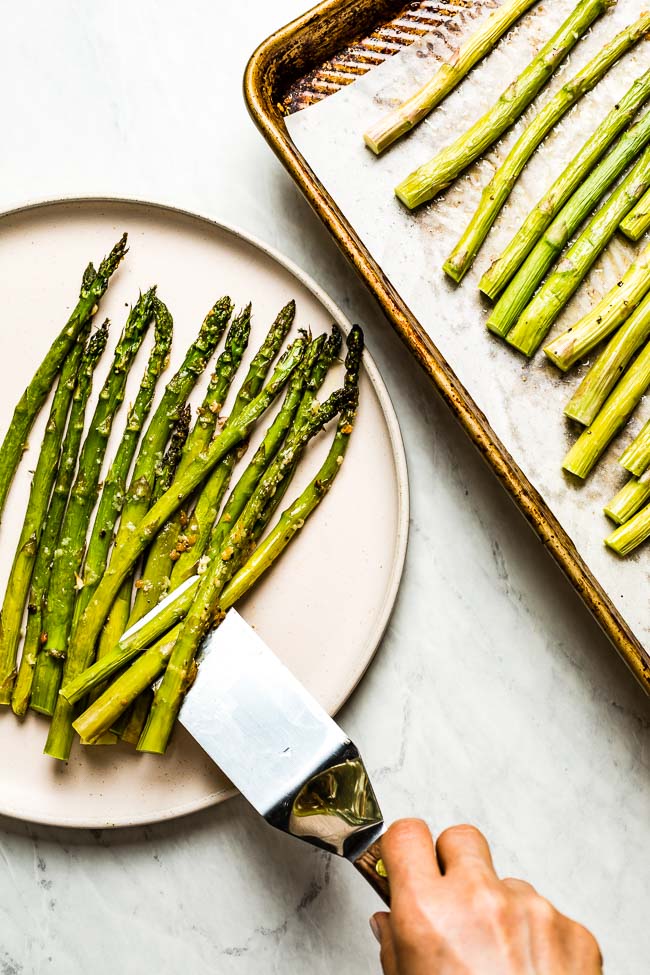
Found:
[179,608,383,861]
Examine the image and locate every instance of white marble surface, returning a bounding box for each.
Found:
[0,2,648,973]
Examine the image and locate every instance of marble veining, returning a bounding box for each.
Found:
[0,2,647,974]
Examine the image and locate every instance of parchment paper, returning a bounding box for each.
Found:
[286,0,650,655]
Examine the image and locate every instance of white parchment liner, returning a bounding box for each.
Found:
[286,0,650,654]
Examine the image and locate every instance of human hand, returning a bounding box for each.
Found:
[370,820,602,975]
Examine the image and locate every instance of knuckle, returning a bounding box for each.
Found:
[473,883,510,925]
[529,895,559,927]
[572,922,602,961]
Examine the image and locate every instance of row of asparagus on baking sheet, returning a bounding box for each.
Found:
[0,234,363,759]
[364,0,650,554]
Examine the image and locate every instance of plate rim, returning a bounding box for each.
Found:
[0,194,409,830]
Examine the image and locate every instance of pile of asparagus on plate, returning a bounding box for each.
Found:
[0,234,364,760]
[364,0,650,556]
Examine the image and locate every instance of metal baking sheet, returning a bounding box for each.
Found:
[283,0,649,663]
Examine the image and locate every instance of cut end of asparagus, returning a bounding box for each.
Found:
[563,396,596,426]
[486,307,516,339]
[442,254,468,286]
[562,444,592,480]
[364,111,411,155]
[479,265,507,302]
[395,171,441,210]
[605,472,650,523]
[506,325,539,358]
[543,334,575,372]
[604,502,650,556]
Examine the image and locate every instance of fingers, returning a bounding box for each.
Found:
[381,819,441,901]
[371,912,399,975]
[436,824,497,878]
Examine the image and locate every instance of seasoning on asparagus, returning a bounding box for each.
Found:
[394,0,615,209]
[545,240,650,371]
[480,70,650,300]
[10,328,109,716]
[72,291,172,625]
[486,109,650,338]
[171,300,295,584]
[619,186,650,241]
[444,13,650,284]
[619,417,650,475]
[0,235,127,524]
[562,341,650,479]
[605,499,650,555]
[604,469,650,524]
[508,148,650,357]
[0,329,92,704]
[32,294,153,717]
[48,337,307,760]
[73,327,363,747]
[128,406,191,621]
[138,382,356,754]
[565,292,650,426]
[363,0,538,155]
[94,296,233,667]
[129,309,251,623]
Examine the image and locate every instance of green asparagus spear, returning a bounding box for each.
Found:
[71,288,171,624]
[129,406,191,620]
[545,240,650,370]
[109,296,232,548]
[363,0,538,155]
[486,109,650,337]
[94,297,232,665]
[11,328,108,715]
[73,627,181,742]
[63,328,362,720]
[619,417,650,475]
[128,310,251,623]
[60,581,197,706]
[32,296,153,717]
[170,300,295,584]
[0,331,91,703]
[222,326,363,607]
[605,499,650,554]
[72,326,363,740]
[395,0,614,209]
[620,186,650,241]
[508,148,650,356]
[138,384,353,754]
[480,70,650,300]
[107,407,191,741]
[118,336,331,744]
[206,334,324,560]
[562,341,650,478]
[48,337,306,760]
[0,236,127,523]
[565,291,650,425]
[604,469,650,524]
[444,14,650,283]
[61,328,350,709]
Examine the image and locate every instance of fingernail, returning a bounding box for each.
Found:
[369,915,381,944]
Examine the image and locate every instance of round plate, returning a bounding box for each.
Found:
[0,198,408,828]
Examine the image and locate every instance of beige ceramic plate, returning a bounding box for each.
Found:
[0,198,408,828]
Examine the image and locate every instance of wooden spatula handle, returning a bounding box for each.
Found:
[354,839,390,905]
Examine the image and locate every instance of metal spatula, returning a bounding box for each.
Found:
[178,608,390,904]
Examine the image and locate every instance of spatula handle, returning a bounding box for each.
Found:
[354,839,390,905]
